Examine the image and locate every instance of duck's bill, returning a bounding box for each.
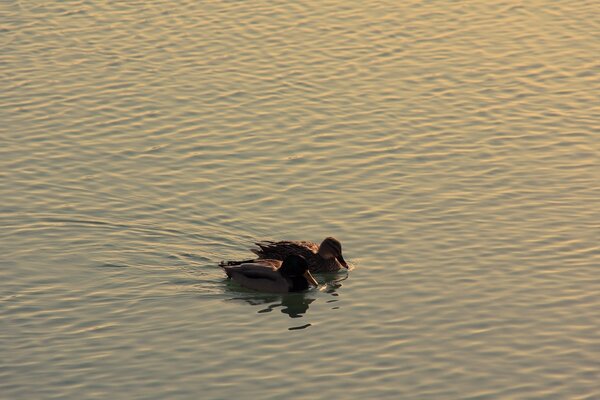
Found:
[337,255,349,268]
[304,271,319,287]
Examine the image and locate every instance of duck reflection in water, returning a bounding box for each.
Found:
[225,273,348,319]
[258,294,315,318]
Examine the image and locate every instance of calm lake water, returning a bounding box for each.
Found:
[2,1,599,398]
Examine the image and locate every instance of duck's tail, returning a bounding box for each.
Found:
[218,259,257,267]
[251,241,280,258]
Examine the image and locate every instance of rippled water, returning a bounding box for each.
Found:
[2,1,599,398]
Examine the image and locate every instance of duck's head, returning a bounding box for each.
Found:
[279,254,318,287]
[317,237,348,268]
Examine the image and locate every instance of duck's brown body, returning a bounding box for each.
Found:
[221,237,348,274]
[252,240,344,273]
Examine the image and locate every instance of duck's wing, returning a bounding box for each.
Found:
[219,258,280,268]
[221,261,289,293]
[252,240,318,260]
[221,260,278,276]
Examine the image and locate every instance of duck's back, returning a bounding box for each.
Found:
[252,240,318,261]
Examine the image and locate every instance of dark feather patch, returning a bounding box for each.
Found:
[242,272,278,282]
[219,259,256,267]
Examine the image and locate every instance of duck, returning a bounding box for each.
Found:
[223,237,349,273]
[220,254,319,293]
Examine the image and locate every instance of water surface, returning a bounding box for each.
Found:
[2,1,599,399]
